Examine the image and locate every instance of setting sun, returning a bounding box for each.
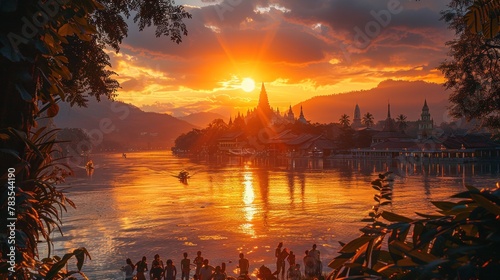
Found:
[241,78,256,92]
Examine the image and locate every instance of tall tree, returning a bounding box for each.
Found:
[362,112,374,128]
[396,114,408,131]
[339,114,351,128]
[439,0,500,129]
[0,0,191,275]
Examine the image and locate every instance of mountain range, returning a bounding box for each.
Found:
[53,80,455,150]
[54,98,195,150]
[293,80,451,125]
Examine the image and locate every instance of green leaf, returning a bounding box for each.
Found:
[381,211,413,223]
[381,193,392,200]
[58,23,75,36]
[74,247,90,271]
[471,193,500,215]
[465,185,481,194]
[7,128,43,159]
[45,252,75,279]
[339,236,373,254]
[466,5,484,34]
[431,201,457,211]
[372,180,382,188]
[390,240,438,264]
[327,255,351,270]
[412,222,424,246]
[483,11,500,38]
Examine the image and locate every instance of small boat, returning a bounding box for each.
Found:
[85,160,94,170]
[85,160,95,177]
[173,170,191,183]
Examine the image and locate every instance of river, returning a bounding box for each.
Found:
[47,151,499,279]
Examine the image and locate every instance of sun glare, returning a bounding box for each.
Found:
[241,78,256,92]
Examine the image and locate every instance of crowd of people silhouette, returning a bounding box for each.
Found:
[121,244,322,280]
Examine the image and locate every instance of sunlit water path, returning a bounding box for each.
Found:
[48,151,499,279]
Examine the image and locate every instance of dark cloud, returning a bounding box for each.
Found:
[114,0,454,94]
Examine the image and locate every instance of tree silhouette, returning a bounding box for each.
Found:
[396,114,408,131]
[362,112,374,127]
[1,1,191,136]
[0,1,191,276]
[439,0,500,128]
[339,114,351,128]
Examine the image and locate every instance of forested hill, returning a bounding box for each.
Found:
[54,99,195,150]
[293,80,451,124]
[178,112,226,128]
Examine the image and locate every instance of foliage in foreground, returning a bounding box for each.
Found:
[440,0,500,129]
[0,127,90,279]
[328,172,500,279]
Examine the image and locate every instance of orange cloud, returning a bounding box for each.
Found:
[107,0,453,115]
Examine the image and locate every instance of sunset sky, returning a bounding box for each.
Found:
[109,0,454,118]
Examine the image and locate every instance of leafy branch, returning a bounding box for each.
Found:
[327,174,500,279]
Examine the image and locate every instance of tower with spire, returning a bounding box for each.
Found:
[298,105,307,124]
[286,105,295,123]
[418,99,433,139]
[352,103,362,128]
[256,83,272,119]
[382,103,397,132]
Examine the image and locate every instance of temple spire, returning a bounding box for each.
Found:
[256,82,272,121]
[423,99,429,110]
[387,103,391,119]
[298,105,307,124]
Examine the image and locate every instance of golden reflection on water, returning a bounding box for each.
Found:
[241,169,256,236]
[52,152,499,279]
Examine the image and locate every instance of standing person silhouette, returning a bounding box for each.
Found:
[308,244,321,277]
[194,251,204,278]
[150,254,164,280]
[221,262,227,278]
[211,266,226,280]
[303,250,314,278]
[136,256,149,280]
[287,264,301,280]
[287,251,296,270]
[121,258,135,280]
[164,259,177,280]
[181,252,191,280]
[273,242,287,278]
[238,253,250,277]
[199,259,214,280]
